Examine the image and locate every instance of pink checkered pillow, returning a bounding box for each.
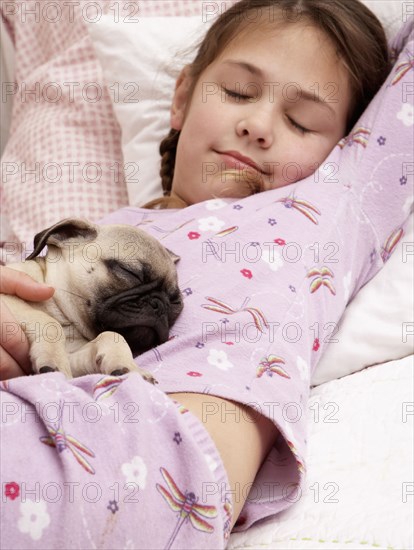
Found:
[0,0,201,261]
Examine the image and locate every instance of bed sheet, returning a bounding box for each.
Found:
[228,355,414,550]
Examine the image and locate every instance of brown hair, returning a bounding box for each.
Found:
[145,0,390,209]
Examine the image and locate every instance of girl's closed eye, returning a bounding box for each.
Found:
[222,86,253,102]
[287,116,311,134]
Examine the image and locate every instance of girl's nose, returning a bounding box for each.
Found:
[236,111,274,147]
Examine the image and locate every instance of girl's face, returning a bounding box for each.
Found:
[170,22,352,205]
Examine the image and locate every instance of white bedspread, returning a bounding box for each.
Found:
[229,355,414,550]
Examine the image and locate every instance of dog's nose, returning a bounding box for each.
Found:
[149,296,165,316]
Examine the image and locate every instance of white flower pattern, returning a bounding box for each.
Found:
[397,103,414,127]
[261,247,284,272]
[205,199,228,210]
[198,216,226,232]
[18,499,50,541]
[207,349,234,371]
[121,456,148,489]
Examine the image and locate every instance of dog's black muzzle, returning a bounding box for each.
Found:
[94,280,183,356]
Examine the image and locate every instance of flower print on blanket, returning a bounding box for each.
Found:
[18,499,51,541]
[397,102,414,126]
[121,455,148,489]
[207,349,234,371]
[198,216,226,232]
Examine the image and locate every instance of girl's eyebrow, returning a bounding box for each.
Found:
[222,59,264,77]
[221,59,336,116]
[299,90,335,116]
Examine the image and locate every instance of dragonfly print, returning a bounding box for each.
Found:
[276,193,321,225]
[306,266,336,295]
[156,467,218,549]
[338,126,371,149]
[391,50,414,85]
[381,226,404,262]
[201,296,269,333]
[256,355,290,379]
[93,375,125,400]
[39,401,96,475]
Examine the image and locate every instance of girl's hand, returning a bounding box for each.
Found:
[0,266,54,380]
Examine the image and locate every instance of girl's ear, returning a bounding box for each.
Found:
[170,66,193,131]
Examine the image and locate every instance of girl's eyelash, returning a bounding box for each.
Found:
[287,116,310,134]
[222,87,251,101]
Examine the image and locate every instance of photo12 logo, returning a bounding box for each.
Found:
[1,2,141,24]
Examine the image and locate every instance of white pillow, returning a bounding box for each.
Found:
[87,16,209,207]
[364,0,410,38]
[311,212,414,385]
[87,2,413,385]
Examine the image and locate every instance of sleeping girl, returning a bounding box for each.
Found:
[1,1,412,548]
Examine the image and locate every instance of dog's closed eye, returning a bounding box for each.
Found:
[105,259,143,283]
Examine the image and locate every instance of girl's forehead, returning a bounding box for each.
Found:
[222,21,331,55]
[214,22,340,75]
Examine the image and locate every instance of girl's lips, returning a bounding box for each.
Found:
[216,151,268,175]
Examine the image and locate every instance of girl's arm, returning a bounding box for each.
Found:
[169,391,279,530]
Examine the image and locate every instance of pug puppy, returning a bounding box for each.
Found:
[1,218,183,382]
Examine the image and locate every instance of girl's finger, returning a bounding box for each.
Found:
[0,346,28,380]
[0,266,54,301]
[0,299,33,376]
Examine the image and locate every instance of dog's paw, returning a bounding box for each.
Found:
[34,361,72,378]
[39,366,57,373]
[110,368,130,377]
[132,366,158,385]
[109,366,157,385]
[140,370,158,385]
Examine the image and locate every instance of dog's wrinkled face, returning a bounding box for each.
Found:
[93,248,183,356]
[27,219,183,355]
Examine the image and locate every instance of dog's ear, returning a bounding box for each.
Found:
[166,248,180,264]
[27,219,98,260]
